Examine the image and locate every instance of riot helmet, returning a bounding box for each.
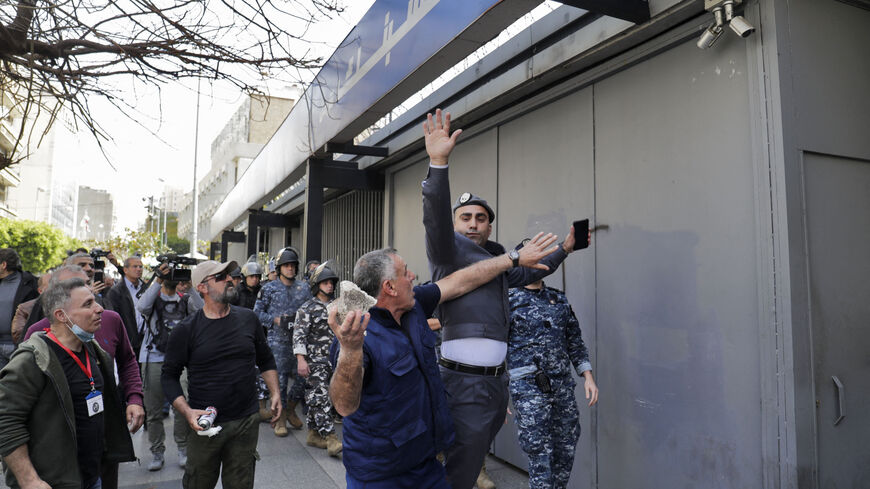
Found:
[241,261,263,277]
[309,263,339,298]
[276,247,300,267]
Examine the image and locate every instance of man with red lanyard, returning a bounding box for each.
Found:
[0,277,134,489]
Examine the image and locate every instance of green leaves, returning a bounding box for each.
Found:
[0,220,83,273]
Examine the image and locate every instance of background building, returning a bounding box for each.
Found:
[178,90,300,256]
[76,186,114,240]
[1,88,24,218]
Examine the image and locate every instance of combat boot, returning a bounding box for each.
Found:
[285,400,303,429]
[258,399,271,422]
[477,463,496,489]
[326,433,342,457]
[306,429,327,449]
[273,410,289,437]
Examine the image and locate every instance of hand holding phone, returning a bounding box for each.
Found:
[572,219,590,251]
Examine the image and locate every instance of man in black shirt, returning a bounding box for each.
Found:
[0,277,134,489]
[162,260,281,489]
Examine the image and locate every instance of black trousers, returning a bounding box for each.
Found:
[440,367,509,489]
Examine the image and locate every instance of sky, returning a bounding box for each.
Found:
[68,0,376,232]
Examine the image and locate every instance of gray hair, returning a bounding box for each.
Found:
[49,265,86,285]
[64,252,92,265]
[353,248,397,298]
[42,278,88,323]
[124,256,142,268]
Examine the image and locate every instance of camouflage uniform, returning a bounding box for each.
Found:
[292,297,337,437]
[507,284,592,489]
[254,278,311,404]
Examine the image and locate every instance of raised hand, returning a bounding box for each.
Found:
[423,108,462,166]
[518,232,560,270]
[328,308,370,352]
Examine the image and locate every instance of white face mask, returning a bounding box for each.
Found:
[62,310,95,343]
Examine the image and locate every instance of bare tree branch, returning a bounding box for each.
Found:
[0,0,343,170]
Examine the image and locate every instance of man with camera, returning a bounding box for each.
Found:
[137,262,198,471]
[107,256,146,356]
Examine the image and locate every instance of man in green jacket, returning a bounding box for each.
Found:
[0,277,135,489]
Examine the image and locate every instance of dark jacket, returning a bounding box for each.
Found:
[236,283,261,310]
[106,279,144,354]
[0,333,135,489]
[5,271,38,328]
[422,166,568,342]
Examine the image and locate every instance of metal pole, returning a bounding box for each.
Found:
[191,78,201,255]
[162,203,167,249]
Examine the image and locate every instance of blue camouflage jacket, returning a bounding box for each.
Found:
[507,284,592,379]
[253,278,311,342]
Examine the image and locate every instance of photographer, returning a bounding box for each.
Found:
[137,262,197,471]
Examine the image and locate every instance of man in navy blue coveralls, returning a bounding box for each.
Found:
[328,241,559,489]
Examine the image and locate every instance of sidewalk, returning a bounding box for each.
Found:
[115,414,530,489]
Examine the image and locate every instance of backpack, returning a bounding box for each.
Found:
[149,294,189,353]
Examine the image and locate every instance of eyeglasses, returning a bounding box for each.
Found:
[208,271,228,283]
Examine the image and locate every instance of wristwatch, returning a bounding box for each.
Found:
[509,249,520,268]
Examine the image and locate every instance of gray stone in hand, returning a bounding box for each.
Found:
[328,280,376,325]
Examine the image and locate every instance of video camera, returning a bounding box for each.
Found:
[155,254,198,282]
[89,248,110,282]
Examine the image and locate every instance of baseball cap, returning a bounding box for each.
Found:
[191,260,238,287]
[452,192,495,223]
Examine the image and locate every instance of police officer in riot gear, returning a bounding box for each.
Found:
[293,264,341,455]
[253,247,311,436]
[237,261,263,310]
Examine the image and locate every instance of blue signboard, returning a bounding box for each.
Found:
[306,0,504,148]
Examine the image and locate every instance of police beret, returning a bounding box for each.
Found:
[452,192,495,223]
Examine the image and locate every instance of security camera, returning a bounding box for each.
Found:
[697,23,724,50]
[697,6,725,50]
[723,1,755,38]
[728,15,755,37]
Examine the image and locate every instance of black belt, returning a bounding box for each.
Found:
[439,358,505,377]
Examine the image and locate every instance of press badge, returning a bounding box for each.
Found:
[86,391,104,416]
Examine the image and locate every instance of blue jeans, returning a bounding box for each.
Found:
[84,477,102,489]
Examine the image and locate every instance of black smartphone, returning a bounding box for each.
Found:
[573,219,590,250]
[94,270,104,283]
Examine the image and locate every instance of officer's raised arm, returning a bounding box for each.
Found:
[422,109,463,267]
[436,232,559,304]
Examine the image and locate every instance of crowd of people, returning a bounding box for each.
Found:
[0,109,597,489]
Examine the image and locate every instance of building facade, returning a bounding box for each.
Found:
[177,91,299,257]
[203,1,870,487]
[76,186,114,241]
